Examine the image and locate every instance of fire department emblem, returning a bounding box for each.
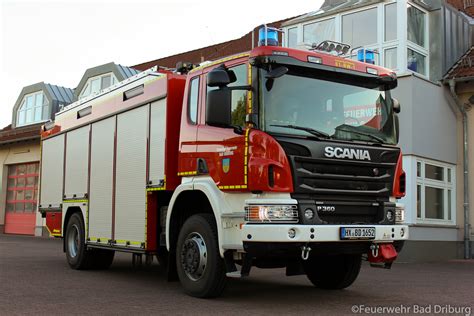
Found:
[222,158,230,173]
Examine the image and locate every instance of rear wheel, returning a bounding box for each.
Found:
[65,213,93,269]
[303,254,362,289]
[65,212,114,270]
[176,214,227,298]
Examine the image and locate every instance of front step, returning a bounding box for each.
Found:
[224,251,252,278]
[226,271,244,278]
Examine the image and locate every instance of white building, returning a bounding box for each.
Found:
[282,0,474,261]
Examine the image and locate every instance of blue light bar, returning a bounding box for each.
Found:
[357,49,375,64]
[258,26,279,46]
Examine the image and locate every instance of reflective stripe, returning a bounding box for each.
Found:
[88,237,110,242]
[218,185,248,190]
[189,53,250,73]
[115,240,143,246]
[45,225,61,237]
[146,187,165,191]
[63,199,88,203]
[177,171,198,176]
[247,63,253,117]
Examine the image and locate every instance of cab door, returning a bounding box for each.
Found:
[196,61,250,190]
[178,70,203,175]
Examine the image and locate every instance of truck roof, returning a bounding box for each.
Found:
[250,46,395,77]
[190,46,395,78]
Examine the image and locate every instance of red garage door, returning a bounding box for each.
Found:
[4,163,39,235]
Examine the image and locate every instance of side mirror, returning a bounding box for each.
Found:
[392,98,401,113]
[207,65,236,87]
[206,88,232,127]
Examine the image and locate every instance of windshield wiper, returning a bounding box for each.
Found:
[336,127,384,144]
[270,124,330,139]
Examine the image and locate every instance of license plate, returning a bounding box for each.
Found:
[340,227,376,240]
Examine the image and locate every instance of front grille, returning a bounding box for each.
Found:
[292,156,396,199]
[276,137,400,225]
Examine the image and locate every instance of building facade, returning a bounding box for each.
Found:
[0,63,139,236]
[281,0,474,260]
[444,46,474,259]
[0,82,74,236]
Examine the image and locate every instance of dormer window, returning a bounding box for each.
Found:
[79,73,117,99]
[17,91,49,127]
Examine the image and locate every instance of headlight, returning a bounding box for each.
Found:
[395,203,405,223]
[245,204,298,223]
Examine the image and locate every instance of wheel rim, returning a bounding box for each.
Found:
[67,224,80,258]
[180,232,208,281]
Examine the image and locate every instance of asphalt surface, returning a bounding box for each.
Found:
[1,234,473,316]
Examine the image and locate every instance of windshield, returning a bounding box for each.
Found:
[260,68,397,145]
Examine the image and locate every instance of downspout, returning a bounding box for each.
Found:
[448,79,471,259]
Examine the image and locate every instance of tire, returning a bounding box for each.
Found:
[65,212,114,270]
[65,212,94,270]
[176,214,227,298]
[303,254,362,290]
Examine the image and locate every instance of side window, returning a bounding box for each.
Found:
[207,64,247,127]
[188,76,200,124]
[229,65,248,127]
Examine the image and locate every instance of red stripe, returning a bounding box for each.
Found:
[8,174,39,178]
[8,187,36,191]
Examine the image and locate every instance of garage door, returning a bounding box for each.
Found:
[4,163,39,235]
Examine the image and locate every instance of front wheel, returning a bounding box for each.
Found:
[176,214,227,298]
[303,254,362,289]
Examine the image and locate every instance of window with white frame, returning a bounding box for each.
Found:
[16,91,49,127]
[283,1,431,77]
[303,18,335,47]
[383,2,398,70]
[342,8,377,48]
[79,73,117,99]
[416,159,455,223]
[288,27,298,48]
[406,3,428,76]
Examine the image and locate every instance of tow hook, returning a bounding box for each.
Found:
[368,243,398,269]
[370,244,379,257]
[301,245,312,261]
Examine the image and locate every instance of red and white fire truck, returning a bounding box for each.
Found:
[39,31,408,297]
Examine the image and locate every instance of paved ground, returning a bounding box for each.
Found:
[0,234,473,316]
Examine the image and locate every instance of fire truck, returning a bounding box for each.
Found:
[39,28,408,298]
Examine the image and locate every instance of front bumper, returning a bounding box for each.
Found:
[242,224,409,243]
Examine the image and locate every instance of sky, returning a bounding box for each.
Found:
[0,0,324,128]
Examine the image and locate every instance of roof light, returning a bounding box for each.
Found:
[357,49,376,64]
[366,67,378,75]
[308,56,322,64]
[258,25,280,46]
[312,40,350,56]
